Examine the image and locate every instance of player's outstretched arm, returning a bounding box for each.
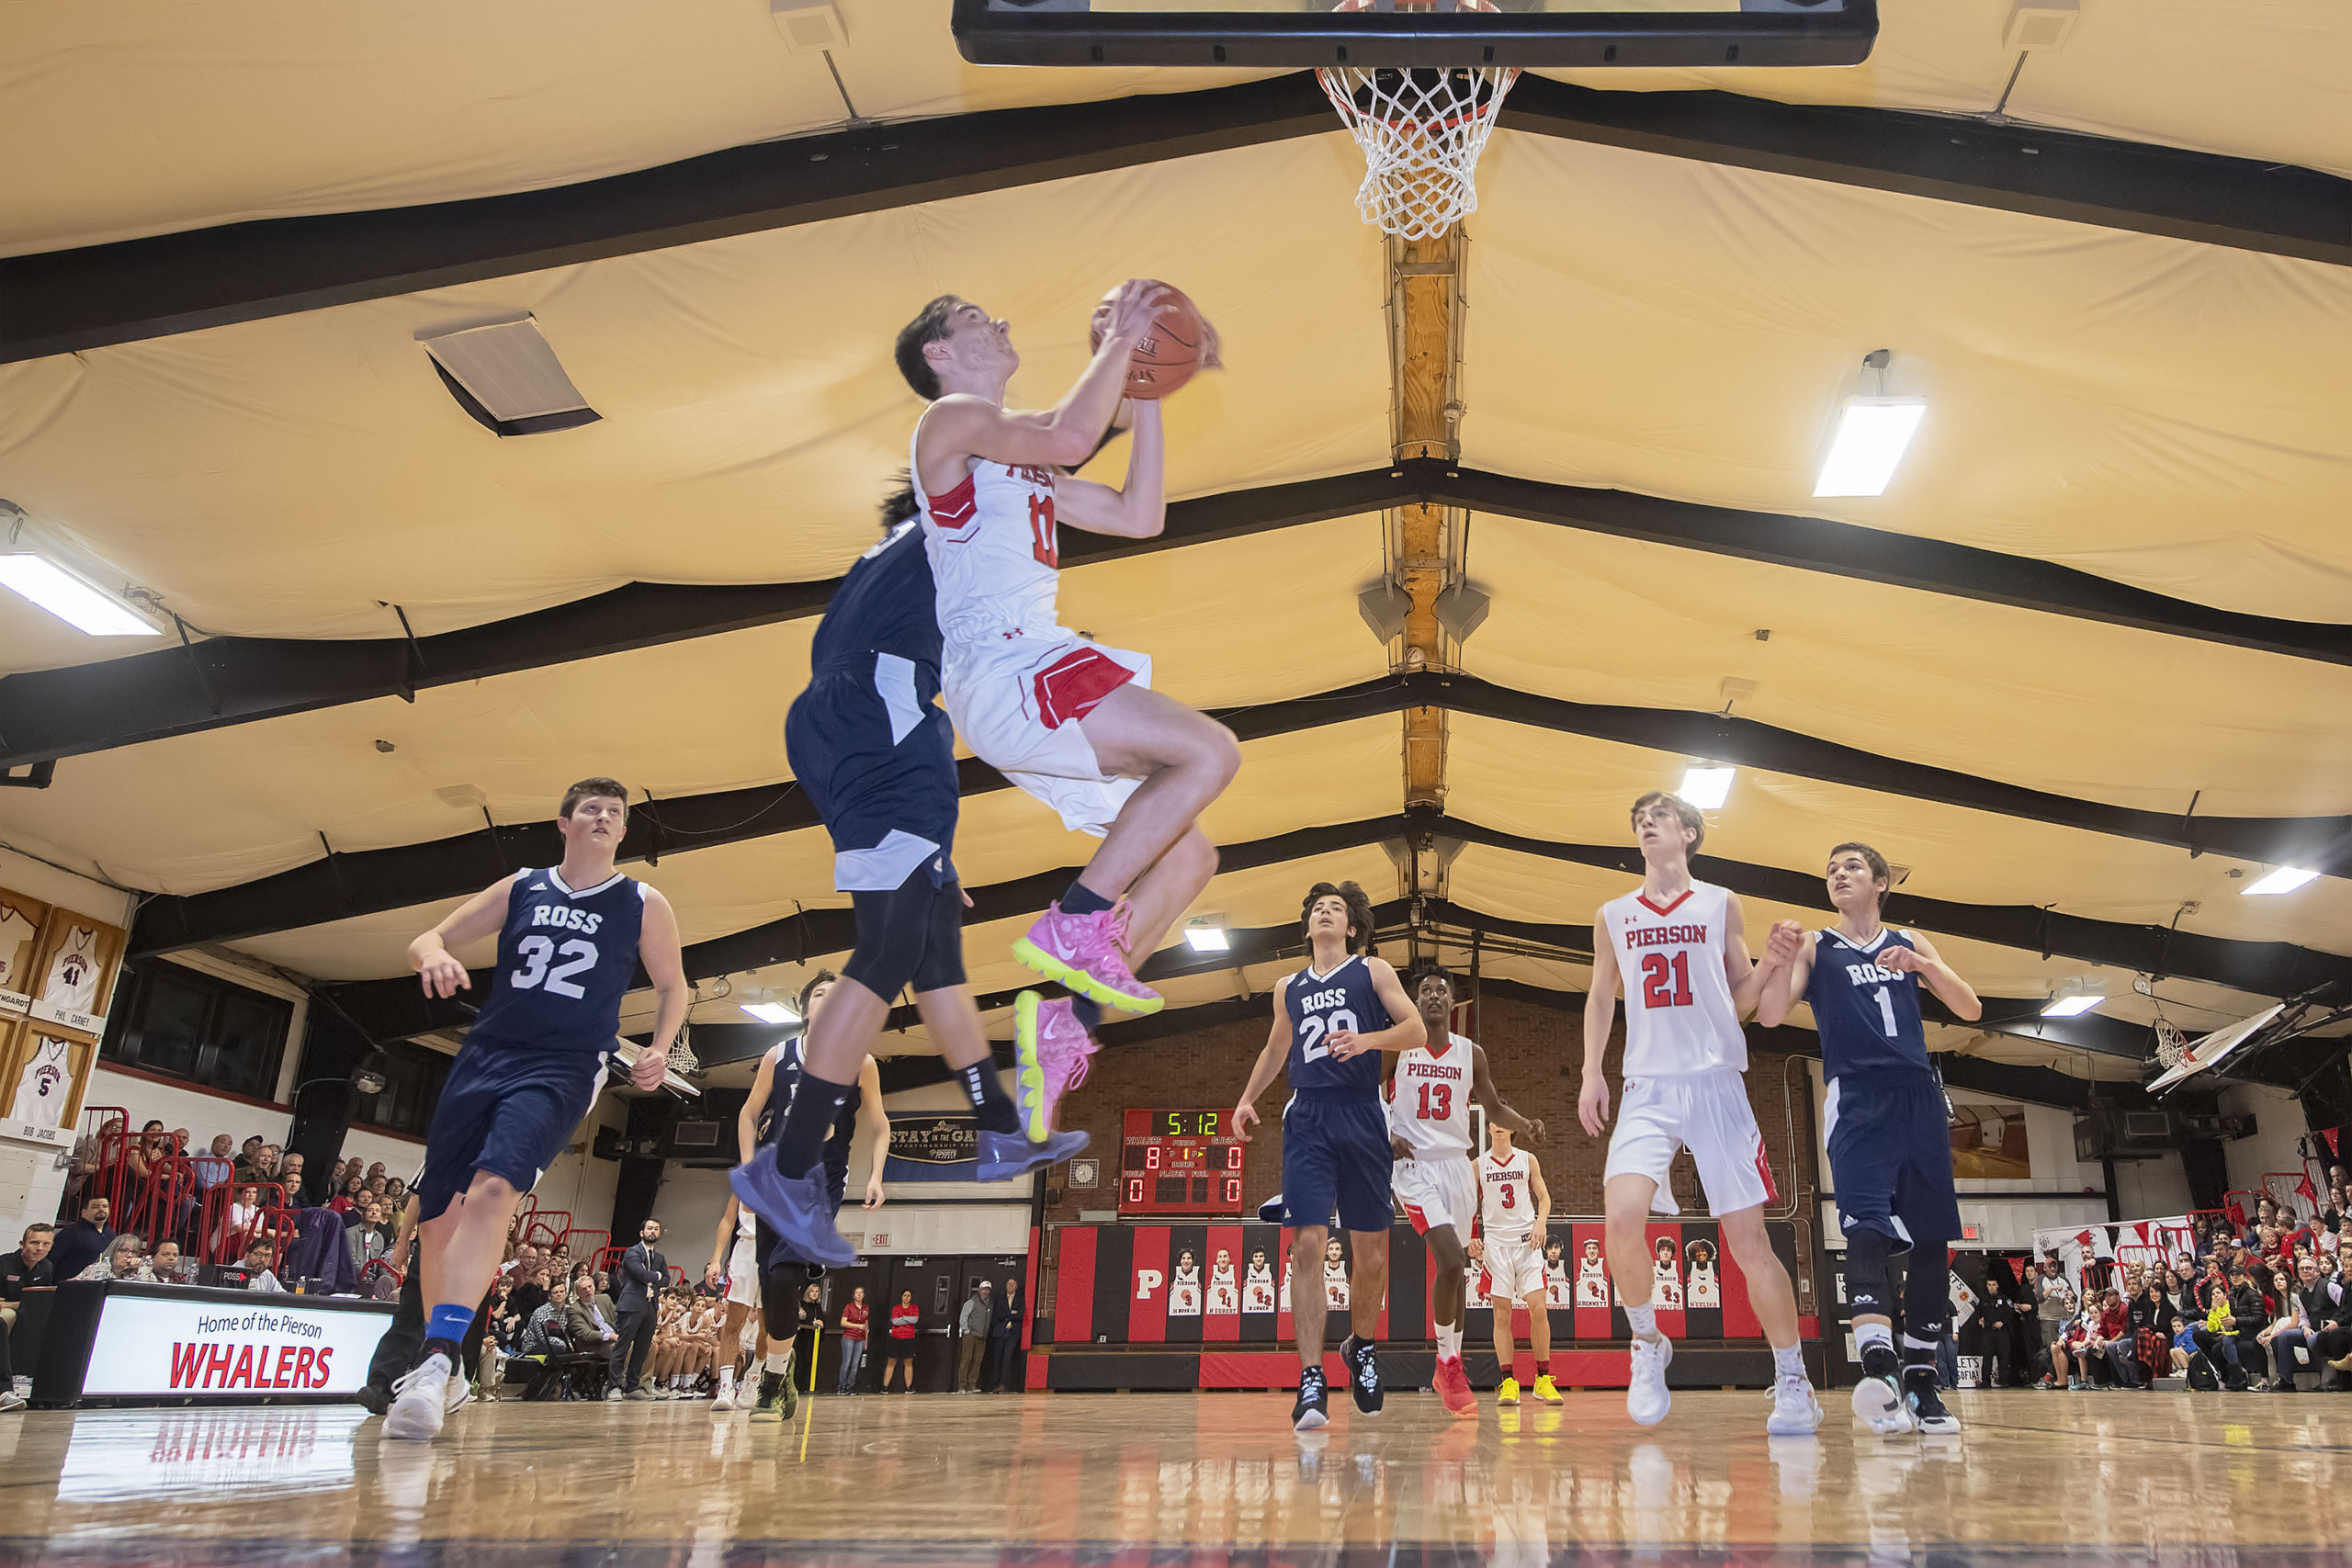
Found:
[409,872,522,998]
[1329,958,1427,1060]
[1578,907,1619,1136]
[737,1051,778,1166]
[1231,978,1293,1142]
[634,887,690,1091]
[1054,398,1166,540]
[708,1196,741,1287]
[1723,895,1788,1016]
[856,1054,890,1209]
[1752,920,1813,1029]
[1885,931,1981,1021]
[1468,1041,1542,1141]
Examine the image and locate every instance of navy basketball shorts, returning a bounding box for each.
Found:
[1824,1069,1962,1252]
[1281,1091,1396,1235]
[786,657,961,894]
[415,1043,603,1223]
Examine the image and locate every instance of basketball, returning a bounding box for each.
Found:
[1091,282,1204,400]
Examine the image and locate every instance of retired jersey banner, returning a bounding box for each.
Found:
[882,1113,979,1181]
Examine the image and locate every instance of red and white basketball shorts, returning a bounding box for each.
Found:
[1481,1233,1545,1301]
[1603,1066,1778,1217]
[1392,1152,1476,1236]
[943,633,1151,836]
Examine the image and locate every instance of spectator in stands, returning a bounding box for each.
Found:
[234,1143,280,1187]
[2327,1216,2350,1259]
[242,1238,287,1292]
[151,1240,189,1285]
[223,1184,262,1253]
[2033,1283,2075,1388]
[349,1200,393,1274]
[2129,1279,2177,1383]
[191,1134,235,1191]
[956,1281,991,1393]
[882,1289,920,1392]
[838,1286,869,1395]
[330,1175,367,1215]
[517,1275,574,1359]
[277,1152,311,1207]
[365,1161,387,1186]
[2266,1254,2352,1392]
[2,1224,54,1329]
[50,1197,114,1282]
[988,1276,1023,1393]
[125,1121,168,1188]
[569,1266,620,1351]
[75,1234,153,1283]
[507,1247,551,1332]
[2220,1262,2272,1388]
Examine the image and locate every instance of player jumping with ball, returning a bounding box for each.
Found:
[896,285,1236,1135]
[1755,841,1980,1436]
[1577,790,1823,1437]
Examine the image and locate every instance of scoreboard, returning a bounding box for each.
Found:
[1118,1108,1246,1216]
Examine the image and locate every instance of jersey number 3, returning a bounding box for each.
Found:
[513,934,598,998]
[1640,951,1693,1009]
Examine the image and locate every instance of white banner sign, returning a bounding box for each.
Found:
[81,1292,392,1397]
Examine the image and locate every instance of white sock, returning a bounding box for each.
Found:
[1772,1342,1807,1382]
[1854,1322,1894,1358]
[717,1365,735,1388]
[1436,1322,1462,1360]
[765,1352,791,1375]
[1627,1303,1660,1342]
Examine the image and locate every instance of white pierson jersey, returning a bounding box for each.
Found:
[1479,1147,1536,1240]
[1601,881,1747,1077]
[14,1035,71,1130]
[0,901,36,991]
[1388,1032,1475,1155]
[42,926,100,1014]
[910,420,1065,649]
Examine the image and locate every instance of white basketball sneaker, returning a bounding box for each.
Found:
[712,1371,737,1412]
[1626,1333,1673,1427]
[382,1353,452,1442]
[1767,1374,1824,1436]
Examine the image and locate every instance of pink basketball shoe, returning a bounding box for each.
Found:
[1012,900,1162,1014]
[1013,991,1101,1141]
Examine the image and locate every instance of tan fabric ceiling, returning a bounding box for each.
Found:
[2,0,2346,1078]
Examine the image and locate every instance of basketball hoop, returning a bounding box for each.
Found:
[1318,0,1518,240]
[666,1032,701,1079]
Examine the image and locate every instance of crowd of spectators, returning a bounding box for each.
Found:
[1981,1179,2352,1395]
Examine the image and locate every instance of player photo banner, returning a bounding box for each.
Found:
[881,1114,979,1182]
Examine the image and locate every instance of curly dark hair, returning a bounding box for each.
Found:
[1301,880,1376,955]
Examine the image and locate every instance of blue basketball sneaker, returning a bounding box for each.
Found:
[731,1157,855,1269]
[978,1127,1089,1182]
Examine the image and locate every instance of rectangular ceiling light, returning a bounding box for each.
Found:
[741,1002,798,1025]
[0,553,164,637]
[1814,397,1927,497]
[2243,866,2319,896]
[421,317,600,436]
[1679,765,1735,810]
[2041,994,2102,1018]
[1183,919,1230,953]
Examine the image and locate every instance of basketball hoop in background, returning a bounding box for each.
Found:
[1318,0,1518,240]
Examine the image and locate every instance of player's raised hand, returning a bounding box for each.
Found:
[629,1047,667,1091]
[1102,278,1161,344]
[1577,1074,1611,1138]
[1764,919,1804,967]
[416,946,470,999]
[1197,310,1224,371]
[1524,1116,1546,1145]
[1232,1100,1261,1143]
[864,1168,886,1210]
[1875,943,1923,974]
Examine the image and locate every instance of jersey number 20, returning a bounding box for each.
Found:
[1297,1010,1357,1062]
[513,934,598,998]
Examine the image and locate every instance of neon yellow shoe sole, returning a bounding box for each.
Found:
[1013,990,1053,1143]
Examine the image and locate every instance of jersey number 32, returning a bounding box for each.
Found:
[513,935,598,998]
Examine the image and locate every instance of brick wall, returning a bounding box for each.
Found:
[1045,995,1822,1296]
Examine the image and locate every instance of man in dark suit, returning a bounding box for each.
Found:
[605,1220,667,1400]
[987,1275,1023,1393]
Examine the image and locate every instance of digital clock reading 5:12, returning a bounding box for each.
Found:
[1117,1108,1248,1215]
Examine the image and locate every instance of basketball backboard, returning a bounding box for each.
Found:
[952,0,1878,69]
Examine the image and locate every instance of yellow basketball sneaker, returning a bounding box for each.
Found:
[1532,1372,1562,1404]
[1496,1376,1521,1406]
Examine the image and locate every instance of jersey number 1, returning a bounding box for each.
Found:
[1027,493,1057,568]
[513,934,598,999]
[1640,951,1693,1009]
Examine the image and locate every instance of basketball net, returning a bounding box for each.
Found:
[666,1032,701,1078]
[1318,54,1518,240]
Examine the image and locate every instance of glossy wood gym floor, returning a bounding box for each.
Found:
[1,1391,2346,1565]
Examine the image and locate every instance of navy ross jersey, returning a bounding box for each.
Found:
[1804,927,1931,1079]
[811,521,943,677]
[1283,954,1389,1099]
[755,1036,861,1169]
[464,868,647,1055]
